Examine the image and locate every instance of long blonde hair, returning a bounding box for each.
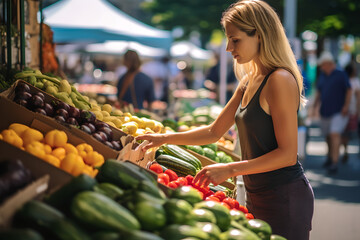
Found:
[221,0,306,106]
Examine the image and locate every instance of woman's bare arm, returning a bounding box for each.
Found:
[136,83,246,150]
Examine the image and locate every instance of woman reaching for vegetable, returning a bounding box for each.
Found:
[137,1,314,239]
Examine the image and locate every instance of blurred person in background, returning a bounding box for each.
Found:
[312,51,352,173]
[341,63,360,162]
[205,52,238,103]
[142,56,181,103]
[116,50,155,110]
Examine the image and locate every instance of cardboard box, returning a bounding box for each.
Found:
[0,141,72,193]
[0,173,49,228]
[0,94,117,160]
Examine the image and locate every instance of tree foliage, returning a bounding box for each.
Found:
[142,0,360,44]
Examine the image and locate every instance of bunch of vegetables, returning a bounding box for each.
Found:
[2,159,286,240]
[14,69,91,110]
[12,82,123,151]
[0,123,103,177]
[88,101,164,137]
[149,162,251,218]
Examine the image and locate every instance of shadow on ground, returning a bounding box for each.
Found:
[301,127,360,204]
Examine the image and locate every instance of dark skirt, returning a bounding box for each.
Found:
[246,174,314,240]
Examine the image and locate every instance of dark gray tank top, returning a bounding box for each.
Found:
[235,70,303,193]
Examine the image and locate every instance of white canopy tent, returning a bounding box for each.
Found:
[41,0,172,49]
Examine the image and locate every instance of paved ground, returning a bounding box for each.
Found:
[302,126,360,240]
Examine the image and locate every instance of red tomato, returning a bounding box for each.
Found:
[164,169,178,181]
[220,202,231,210]
[175,177,187,187]
[205,196,220,202]
[168,181,178,189]
[222,197,235,209]
[245,213,254,219]
[233,200,240,210]
[185,175,194,185]
[157,178,166,185]
[158,173,170,185]
[238,205,249,214]
[214,191,226,201]
[149,163,163,174]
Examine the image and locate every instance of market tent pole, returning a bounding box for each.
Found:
[20,0,26,68]
[6,0,12,75]
[219,39,227,106]
[39,0,43,71]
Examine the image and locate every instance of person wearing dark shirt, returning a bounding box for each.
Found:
[116,50,155,110]
[313,51,352,174]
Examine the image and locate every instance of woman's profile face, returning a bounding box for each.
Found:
[224,22,260,64]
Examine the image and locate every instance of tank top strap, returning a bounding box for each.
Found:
[253,69,277,99]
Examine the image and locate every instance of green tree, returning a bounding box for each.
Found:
[142,0,360,45]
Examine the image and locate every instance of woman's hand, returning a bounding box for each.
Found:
[193,163,233,187]
[136,133,166,151]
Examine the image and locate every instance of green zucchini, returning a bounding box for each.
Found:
[93,182,124,201]
[156,154,198,176]
[0,228,43,240]
[71,191,140,232]
[45,174,97,210]
[96,159,156,189]
[92,232,121,240]
[50,218,91,240]
[162,144,202,169]
[160,224,209,240]
[137,180,166,200]
[15,200,64,229]
[123,230,164,240]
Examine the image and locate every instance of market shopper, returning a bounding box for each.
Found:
[312,51,352,173]
[137,1,314,239]
[116,50,155,110]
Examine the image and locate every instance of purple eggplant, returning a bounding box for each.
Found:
[15,82,30,94]
[43,103,54,117]
[30,95,44,109]
[66,117,79,126]
[15,91,32,101]
[98,127,113,141]
[54,115,66,123]
[55,108,69,120]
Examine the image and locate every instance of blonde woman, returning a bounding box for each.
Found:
[137,1,314,238]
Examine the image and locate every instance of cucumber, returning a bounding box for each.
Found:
[156,154,198,176]
[71,191,140,232]
[0,228,43,240]
[160,224,209,240]
[162,144,202,169]
[137,180,166,200]
[245,219,272,240]
[164,199,193,225]
[15,200,64,229]
[123,230,164,240]
[195,222,221,240]
[132,200,167,231]
[45,174,97,210]
[194,201,231,232]
[96,159,156,189]
[50,218,91,240]
[92,232,121,240]
[171,186,203,206]
[93,183,124,201]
